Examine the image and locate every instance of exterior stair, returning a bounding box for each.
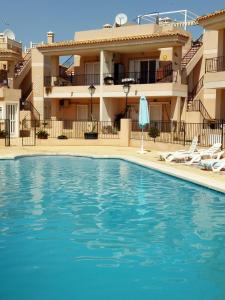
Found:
[14,50,32,88]
[181,35,203,70]
[187,99,213,122]
[20,85,40,124]
[186,75,214,122]
[59,55,74,79]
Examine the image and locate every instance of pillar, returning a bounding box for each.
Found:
[119,119,131,147]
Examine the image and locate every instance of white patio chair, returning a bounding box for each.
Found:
[159,136,198,161]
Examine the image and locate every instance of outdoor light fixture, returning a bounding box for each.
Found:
[123,82,130,118]
[88,84,96,120]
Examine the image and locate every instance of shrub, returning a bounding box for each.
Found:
[36,130,49,139]
[148,126,160,142]
[0,130,6,139]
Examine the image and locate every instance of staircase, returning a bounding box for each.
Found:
[181,35,203,70]
[187,99,212,121]
[186,75,213,121]
[20,85,40,124]
[187,75,204,103]
[14,50,32,88]
[59,55,74,79]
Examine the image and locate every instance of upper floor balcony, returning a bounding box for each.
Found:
[204,56,225,89]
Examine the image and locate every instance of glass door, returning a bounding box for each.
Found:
[6,104,18,137]
[85,62,100,85]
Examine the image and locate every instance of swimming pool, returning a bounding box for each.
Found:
[0,156,225,300]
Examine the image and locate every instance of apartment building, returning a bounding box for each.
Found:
[31,23,191,124]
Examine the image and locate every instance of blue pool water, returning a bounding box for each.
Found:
[0,156,225,300]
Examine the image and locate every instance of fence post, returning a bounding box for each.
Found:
[221,120,224,150]
[34,120,36,146]
[183,122,186,146]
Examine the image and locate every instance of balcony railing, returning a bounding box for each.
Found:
[104,69,177,85]
[45,74,100,87]
[205,56,225,73]
[44,69,177,88]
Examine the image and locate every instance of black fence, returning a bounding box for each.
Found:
[131,121,225,148]
[45,74,100,87]
[103,70,177,85]
[205,56,225,73]
[21,119,119,146]
[0,119,10,146]
[44,69,177,88]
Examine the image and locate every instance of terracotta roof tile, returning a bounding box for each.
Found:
[37,31,189,49]
[197,8,225,22]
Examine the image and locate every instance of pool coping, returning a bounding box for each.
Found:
[1,152,225,194]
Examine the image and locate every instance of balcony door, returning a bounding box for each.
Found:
[85,62,100,85]
[129,59,157,83]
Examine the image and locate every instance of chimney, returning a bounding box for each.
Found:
[47,31,55,44]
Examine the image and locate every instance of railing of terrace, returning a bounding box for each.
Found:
[205,56,225,73]
[0,119,10,146]
[44,74,100,86]
[21,120,120,146]
[104,69,176,85]
[131,120,225,148]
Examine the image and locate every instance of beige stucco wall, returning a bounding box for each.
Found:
[74,24,159,41]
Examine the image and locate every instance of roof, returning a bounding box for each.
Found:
[197,8,225,22]
[37,31,189,50]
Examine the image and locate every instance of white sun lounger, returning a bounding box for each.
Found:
[159,136,198,161]
[185,143,222,165]
[165,143,221,163]
[212,158,225,172]
[199,151,224,170]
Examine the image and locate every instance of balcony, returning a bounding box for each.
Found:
[205,56,225,89]
[44,68,187,99]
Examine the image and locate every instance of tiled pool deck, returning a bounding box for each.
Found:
[0,145,225,194]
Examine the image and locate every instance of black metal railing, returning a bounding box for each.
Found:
[45,74,100,87]
[188,100,212,121]
[21,120,120,145]
[21,99,40,123]
[131,120,225,148]
[0,119,10,146]
[104,69,176,85]
[14,49,31,77]
[188,75,204,102]
[61,55,74,69]
[205,56,225,73]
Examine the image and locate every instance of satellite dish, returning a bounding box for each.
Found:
[115,13,128,26]
[3,29,16,40]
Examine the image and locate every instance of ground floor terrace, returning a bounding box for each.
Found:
[43,96,181,123]
[0,145,224,192]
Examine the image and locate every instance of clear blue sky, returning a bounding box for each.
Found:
[1,0,225,47]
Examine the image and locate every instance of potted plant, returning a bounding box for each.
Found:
[148,126,160,142]
[57,134,68,139]
[36,129,49,139]
[84,121,98,139]
[0,130,6,139]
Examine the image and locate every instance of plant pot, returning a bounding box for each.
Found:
[84,132,98,139]
[37,135,48,139]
